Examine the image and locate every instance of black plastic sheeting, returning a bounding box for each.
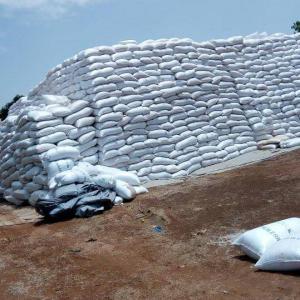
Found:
[35,183,116,219]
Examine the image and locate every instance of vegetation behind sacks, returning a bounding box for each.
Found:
[0,95,24,121]
[292,21,300,33]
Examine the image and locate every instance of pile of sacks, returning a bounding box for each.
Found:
[29,32,300,182]
[0,32,300,215]
[0,95,147,217]
[234,218,300,271]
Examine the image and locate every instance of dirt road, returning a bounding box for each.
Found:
[0,150,300,299]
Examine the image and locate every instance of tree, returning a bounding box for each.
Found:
[0,94,24,121]
[292,21,300,33]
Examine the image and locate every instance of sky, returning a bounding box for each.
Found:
[0,0,300,106]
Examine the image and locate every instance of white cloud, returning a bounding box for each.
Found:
[0,0,100,17]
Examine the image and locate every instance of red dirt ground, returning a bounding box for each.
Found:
[0,150,300,300]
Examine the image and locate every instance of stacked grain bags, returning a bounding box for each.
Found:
[30,33,300,175]
[0,95,144,209]
[0,33,300,208]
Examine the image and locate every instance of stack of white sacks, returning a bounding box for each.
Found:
[0,32,300,207]
[0,95,145,206]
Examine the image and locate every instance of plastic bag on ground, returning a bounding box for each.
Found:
[35,183,116,219]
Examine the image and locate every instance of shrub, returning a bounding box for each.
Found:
[0,94,24,121]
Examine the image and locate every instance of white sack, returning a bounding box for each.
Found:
[233,218,300,260]
[115,180,136,200]
[280,138,300,148]
[255,237,300,271]
[42,146,80,162]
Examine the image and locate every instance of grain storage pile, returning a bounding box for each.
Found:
[1,32,300,213]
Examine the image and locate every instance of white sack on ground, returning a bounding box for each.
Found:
[233,218,300,260]
[255,237,300,271]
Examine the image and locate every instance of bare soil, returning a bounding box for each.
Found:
[0,150,300,300]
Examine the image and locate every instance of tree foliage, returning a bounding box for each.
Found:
[292,21,300,33]
[0,94,24,121]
